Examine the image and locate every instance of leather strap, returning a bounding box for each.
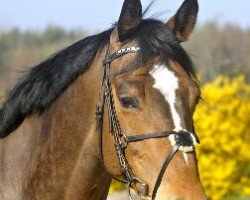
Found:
[103,47,140,65]
[151,144,180,200]
[126,131,174,143]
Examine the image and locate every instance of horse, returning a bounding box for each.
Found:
[0,0,207,199]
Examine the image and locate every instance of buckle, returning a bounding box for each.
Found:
[129,177,149,198]
[95,104,103,133]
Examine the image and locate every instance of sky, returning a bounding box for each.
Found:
[0,0,250,32]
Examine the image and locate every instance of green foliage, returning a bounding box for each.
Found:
[109,180,125,194]
[0,91,4,105]
[185,22,250,83]
[0,26,88,91]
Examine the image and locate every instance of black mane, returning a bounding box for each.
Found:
[0,29,113,137]
[0,19,195,138]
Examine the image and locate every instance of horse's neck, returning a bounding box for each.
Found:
[0,60,112,200]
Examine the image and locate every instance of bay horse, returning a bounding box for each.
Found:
[0,0,207,199]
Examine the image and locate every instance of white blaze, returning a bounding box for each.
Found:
[150,65,189,164]
[150,65,181,130]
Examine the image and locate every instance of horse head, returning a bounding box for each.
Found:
[98,0,207,199]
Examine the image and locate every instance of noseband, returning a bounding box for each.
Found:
[96,45,198,200]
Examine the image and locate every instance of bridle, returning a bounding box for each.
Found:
[95,44,199,200]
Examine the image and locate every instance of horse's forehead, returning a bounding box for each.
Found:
[149,65,179,93]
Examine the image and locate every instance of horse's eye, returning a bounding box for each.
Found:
[120,96,139,108]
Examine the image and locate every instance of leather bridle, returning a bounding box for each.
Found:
[95,44,199,200]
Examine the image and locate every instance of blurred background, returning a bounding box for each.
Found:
[0,0,249,199]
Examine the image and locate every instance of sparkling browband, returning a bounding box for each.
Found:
[103,46,140,64]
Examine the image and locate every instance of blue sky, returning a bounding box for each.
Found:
[1,0,250,32]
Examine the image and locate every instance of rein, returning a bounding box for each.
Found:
[95,45,198,200]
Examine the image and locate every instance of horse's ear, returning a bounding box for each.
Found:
[166,0,198,42]
[118,0,142,42]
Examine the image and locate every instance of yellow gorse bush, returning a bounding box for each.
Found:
[195,75,250,200]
